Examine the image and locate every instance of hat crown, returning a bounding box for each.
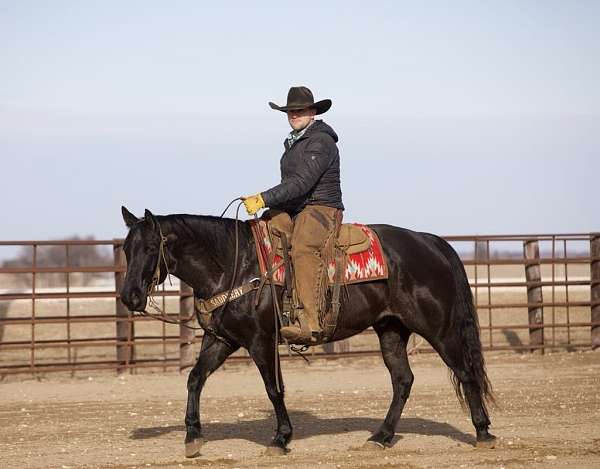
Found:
[287,86,315,107]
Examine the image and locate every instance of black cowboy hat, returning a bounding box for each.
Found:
[268,86,332,115]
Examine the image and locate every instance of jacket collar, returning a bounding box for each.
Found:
[285,120,315,150]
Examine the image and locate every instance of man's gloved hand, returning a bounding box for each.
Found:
[242,193,265,216]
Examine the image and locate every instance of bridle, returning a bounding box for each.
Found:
[147,223,171,297]
[139,198,250,335]
[140,222,202,328]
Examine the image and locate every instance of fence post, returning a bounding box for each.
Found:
[524,239,544,353]
[590,234,600,350]
[114,240,134,373]
[180,281,196,369]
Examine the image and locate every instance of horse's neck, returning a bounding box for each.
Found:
[163,215,253,297]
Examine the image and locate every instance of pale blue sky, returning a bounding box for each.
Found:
[1,1,598,246]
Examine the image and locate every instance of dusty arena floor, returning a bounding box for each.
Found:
[1,351,599,469]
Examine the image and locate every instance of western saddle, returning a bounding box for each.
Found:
[263,210,371,343]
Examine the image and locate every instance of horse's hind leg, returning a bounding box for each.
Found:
[432,336,496,447]
[462,379,495,447]
[367,318,414,448]
[184,335,239,457]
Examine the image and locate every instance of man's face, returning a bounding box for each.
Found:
[287,107,316,131]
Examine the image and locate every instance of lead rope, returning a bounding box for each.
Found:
[143,200,244,336]
[144,199,287,393]
[222,199,285,393]
[262,219,288,393]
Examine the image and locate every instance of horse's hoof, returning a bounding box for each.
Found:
[264,445,289,456]
[185,438,206,458]
[476,434,497,449]
[361,440,386,451]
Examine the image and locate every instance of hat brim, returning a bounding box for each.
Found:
[268,99,332,115]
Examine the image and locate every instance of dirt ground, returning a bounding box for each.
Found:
[1,351,599,469]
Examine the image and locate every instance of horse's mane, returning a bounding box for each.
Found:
[157,214,251,251]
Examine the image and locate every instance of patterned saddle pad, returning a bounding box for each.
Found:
[249,219,388,286]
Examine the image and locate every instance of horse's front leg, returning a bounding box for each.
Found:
[185,335,238,458]
[249,335,292,455]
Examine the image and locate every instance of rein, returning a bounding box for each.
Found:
[139,200,287,392]
[141,223,203,330]
[142,198,250,337]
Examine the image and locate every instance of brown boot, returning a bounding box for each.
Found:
[280,312,318,344]
[279,325,312,344]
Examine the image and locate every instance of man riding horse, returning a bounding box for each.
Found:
[242,86,343,345]
[119,90,496,454]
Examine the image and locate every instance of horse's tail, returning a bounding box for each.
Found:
[435,237,495,416]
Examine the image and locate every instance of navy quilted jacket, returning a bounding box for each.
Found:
[261,120,344,216]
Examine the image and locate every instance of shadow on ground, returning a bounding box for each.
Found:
[130,410,475,447]
[501,328,578,352]
[501,329,525,352]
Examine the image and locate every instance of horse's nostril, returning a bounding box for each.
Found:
[131,292,146,311]
[121,287,145,311]
[130,292,140,305]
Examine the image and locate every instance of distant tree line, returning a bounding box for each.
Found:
[2,236,112,287]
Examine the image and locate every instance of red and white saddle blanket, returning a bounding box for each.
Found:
[249,219,388,286]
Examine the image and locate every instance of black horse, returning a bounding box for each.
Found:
[119,206,496,457]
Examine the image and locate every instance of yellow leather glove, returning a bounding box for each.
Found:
[242,193,265,215]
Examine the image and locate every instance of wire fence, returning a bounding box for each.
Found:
[0,233,598,376]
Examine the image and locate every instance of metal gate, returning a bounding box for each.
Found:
[0,233,597,375]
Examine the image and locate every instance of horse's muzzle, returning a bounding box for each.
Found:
[120,286,147,312]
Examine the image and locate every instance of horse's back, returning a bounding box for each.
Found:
[368,224,459,324]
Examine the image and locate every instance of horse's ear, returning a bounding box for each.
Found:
[144,209,157,228]
[121,206,139,228]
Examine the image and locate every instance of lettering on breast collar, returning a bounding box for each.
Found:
[209,287,244,306]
